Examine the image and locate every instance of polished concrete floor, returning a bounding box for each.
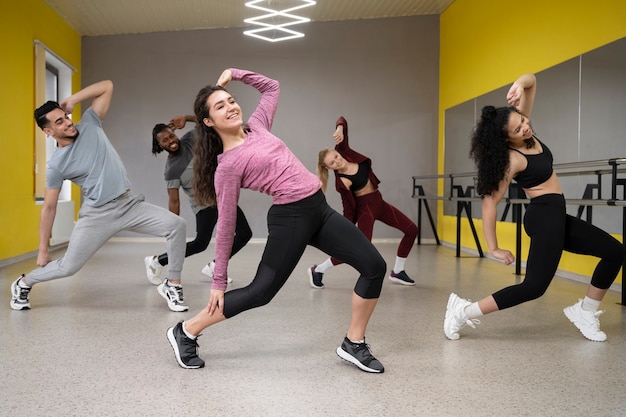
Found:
[1,239,625,417]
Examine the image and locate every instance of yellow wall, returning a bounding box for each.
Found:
[0,0,81,260]
[439,0,626,280]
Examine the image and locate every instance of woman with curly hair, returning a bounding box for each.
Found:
[165,69,387,373]
[308,116,418,288]
[444,73,624,342]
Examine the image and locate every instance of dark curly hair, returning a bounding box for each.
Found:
[469,105,521,196]
[192,85,227,207]
[151,123,169,155]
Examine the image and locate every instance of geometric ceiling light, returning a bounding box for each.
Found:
[243,0,316,42]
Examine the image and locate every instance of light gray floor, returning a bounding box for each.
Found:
[1,239,625,417]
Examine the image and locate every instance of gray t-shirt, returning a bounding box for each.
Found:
[46,107,131,207]
[164,131,206,214]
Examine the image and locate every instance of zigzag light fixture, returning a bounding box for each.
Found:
[244,0,316,42]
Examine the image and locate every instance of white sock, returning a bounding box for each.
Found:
[349,338,364,344]
[581,296,601,312]
[463,302,484,320]
[18,277,31,288]
[182,321,197,340]
[315,258,334,273]
[393,256,407,274]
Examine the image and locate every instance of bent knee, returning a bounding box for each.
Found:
[519,284,548,303]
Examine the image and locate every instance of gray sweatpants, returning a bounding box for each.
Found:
[25,192,186,285]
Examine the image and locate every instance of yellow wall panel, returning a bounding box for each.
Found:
[438,0,626,282]
[0,0,81,260]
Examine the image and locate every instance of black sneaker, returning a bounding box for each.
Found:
[389,270,415,286]
[10,275,31,310]
[166,321,205,369]
[336,337,384,373]
[307,265,324,289]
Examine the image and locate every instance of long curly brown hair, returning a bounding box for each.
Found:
[469,105,520,196]
[192,85,226,207]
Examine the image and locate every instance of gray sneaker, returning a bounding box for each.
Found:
[167,321,205,369]
[157,279,188,312]
[10,275,31,310]
[336,337,384,373]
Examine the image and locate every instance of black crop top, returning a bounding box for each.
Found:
[510,139,554,188]
[337,161,369,192]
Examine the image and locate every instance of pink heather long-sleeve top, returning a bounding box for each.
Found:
[211,69,322,290]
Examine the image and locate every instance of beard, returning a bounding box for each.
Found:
[61,128,79,140]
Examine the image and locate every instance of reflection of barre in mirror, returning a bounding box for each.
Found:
[443,37,626,231]
[244,0,316,42]
[412,157,626,303]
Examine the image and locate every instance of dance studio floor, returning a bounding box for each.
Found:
[1,239,625,416]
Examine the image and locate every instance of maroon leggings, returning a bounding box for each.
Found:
[331,190,418,265]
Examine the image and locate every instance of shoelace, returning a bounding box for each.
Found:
[184,337,200,350]
[588,310,604,329]
[165,283,185,303]
[464,318,481,329]
[353,340,374,356]
[17,286,30,301]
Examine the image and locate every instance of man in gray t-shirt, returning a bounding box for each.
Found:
[10,80,188,313]
[144,115,252,285]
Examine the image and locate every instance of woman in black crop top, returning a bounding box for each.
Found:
[307,116,419,288]
[444,73,624,342]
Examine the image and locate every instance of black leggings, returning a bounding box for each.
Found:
[223,190,386,318]
[493,193,625,310]
[157,205,252,265]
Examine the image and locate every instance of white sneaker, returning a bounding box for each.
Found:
[157,279,188,312]
[144,256,163,285]
[201,262,232,283]
[444,293,480,340]
[563,299,607,342]
[10,275,31,310]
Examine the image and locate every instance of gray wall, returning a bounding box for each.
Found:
[443,38,626,234]
[82,16,439,241]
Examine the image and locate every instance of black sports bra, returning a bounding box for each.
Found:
[509,138,554,188]
[337,161,369,192]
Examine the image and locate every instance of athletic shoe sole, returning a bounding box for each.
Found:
[388,275,416,286]
[336,346,384,373]
[444,293,462,340]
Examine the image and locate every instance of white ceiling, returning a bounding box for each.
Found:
[44,0,455,36]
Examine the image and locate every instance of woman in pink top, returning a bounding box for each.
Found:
[166,69,386,373]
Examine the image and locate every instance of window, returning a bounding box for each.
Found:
[34,41,75,202]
